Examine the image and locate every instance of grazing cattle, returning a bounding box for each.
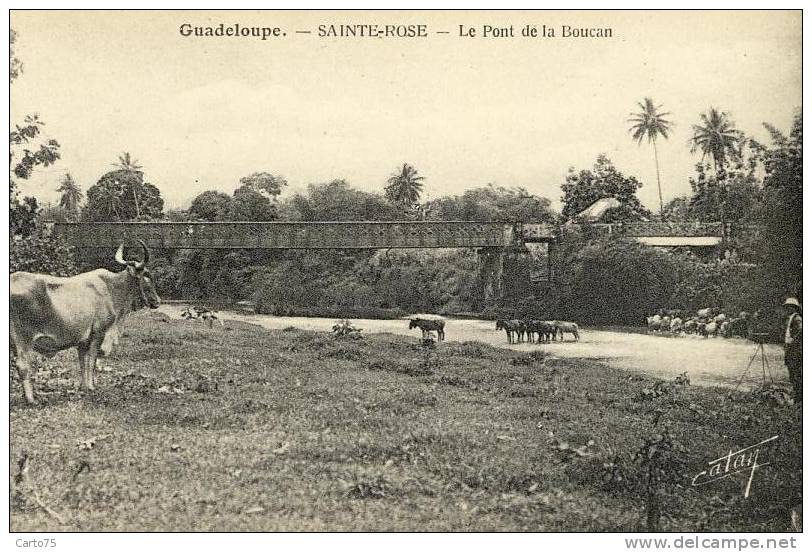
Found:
[515,320,527,343]
[696,307,712,319]
[699,321,718,338]
[536,320,557,343]
[409,318,445,341]
[10,241,160,404]
[683,319,698,335]
[555,321,580,341]
[646,314,662,333]
[496,319,523,344]
[670,317,683,333]
[713,313,727,324]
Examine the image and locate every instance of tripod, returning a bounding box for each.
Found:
[733,332,773,392]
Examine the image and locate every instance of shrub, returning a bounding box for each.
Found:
[558,238,679,325]
[9,231,77,276]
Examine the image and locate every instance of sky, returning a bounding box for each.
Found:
[10,10,802,212]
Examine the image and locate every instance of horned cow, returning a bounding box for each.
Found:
[10,241,160,404]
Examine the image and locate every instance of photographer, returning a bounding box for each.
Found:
[783,297,803,404]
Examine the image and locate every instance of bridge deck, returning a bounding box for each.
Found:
[50,221,732,249]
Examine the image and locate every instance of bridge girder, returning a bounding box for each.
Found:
[49,221,736,250]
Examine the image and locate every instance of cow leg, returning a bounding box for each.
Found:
[85,338,103,391]
[15,348,36,405]
[79,337,101,391]
[78,342,91,391]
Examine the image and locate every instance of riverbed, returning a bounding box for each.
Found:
[158,305,786,390]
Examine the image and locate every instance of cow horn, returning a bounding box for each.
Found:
[114,244,128,265]
[137,239,150,268]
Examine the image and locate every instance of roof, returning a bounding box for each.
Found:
[574,198,622,222]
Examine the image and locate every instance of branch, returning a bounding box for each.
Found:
[15,453,69,526]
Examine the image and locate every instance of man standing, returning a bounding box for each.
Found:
[783,297,803,404]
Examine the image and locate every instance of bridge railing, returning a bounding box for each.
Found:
[51,221,520,249]
[564,221,726,238]
[50,220,752,250]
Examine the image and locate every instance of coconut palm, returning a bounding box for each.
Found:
[690,108,740,228]
[628,97,673,216]
[114,152,144,218]
[385,163,425,209]
[115,152,143,172]
[690,108,740,178]
[56,173,83,219]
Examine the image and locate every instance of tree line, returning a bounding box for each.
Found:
[10,27,801,325]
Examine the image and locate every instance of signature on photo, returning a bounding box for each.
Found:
[691,435,778,498]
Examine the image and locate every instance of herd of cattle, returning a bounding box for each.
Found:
[646,308,754,338]
[408,317,581,345]
[496,319,580,344]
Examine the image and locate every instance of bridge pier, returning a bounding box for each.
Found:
[478,247,505,302]
[478,246,535,303]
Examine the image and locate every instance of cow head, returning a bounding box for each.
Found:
[115,240,161,309]
[409,318,420,329]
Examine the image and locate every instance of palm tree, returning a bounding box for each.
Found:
[114,152,144,218]
[56,173,83,220]
[98,183,123,221]
[690,108,740,178]
[690,108,740,230]
[628,97,673,216]
[385,163,425,210]
[115,152,143,172]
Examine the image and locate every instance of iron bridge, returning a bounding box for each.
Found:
[50,221,734,250]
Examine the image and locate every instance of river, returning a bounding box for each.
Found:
[158,304,786,390]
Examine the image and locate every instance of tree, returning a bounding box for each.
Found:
[690,108,741,228]
[759,111,802,296]
[113,152,145,217]
[83,169,163,221]
[560,155,651,221]
[690,108,741,178]
[284,179,401,222]
[238,172,287,199]
[628,97,673,216]
[10,28,22,83]
[660,196,694,222]
[385,163,424,212]
[115,152,143,172]
[9,27,75,277]
[189,190,232,221]
[424,184,557,223]
[560,239,679,324]
[228,185,277,221]
[56,173,83,220]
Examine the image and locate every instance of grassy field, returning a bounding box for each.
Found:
[9,312,802,532]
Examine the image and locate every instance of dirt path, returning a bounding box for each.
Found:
[159,305,786,390]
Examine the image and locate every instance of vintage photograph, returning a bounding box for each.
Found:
[8,9,803,536]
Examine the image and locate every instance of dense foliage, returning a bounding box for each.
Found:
[82,169,164,221]
[9,33,76,276]
[560,155,652,221]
